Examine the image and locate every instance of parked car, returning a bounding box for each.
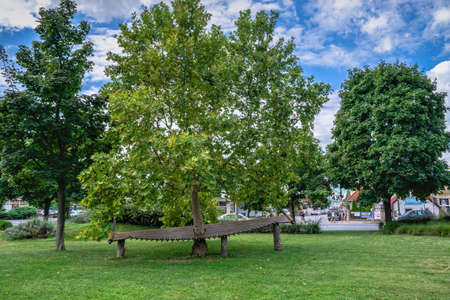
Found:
[395,209,432,221]
[48,209,58,217]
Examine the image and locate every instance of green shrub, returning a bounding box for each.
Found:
[381,221,401,234]
[4,218,55,240]
[69,211,92,224]
[252,220,321,234]
[0,220,12,230]
[392,222,450,237]
[396,216,433,224]
[0,210,8,219]
[3,206,37,219]
[116,208,163,227]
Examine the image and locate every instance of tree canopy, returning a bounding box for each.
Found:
[80,0,329,254]
[0,0,108,250]
[327,62,449,221]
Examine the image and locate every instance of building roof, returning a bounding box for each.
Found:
[347,190,359,202]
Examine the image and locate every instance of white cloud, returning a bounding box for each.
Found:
[427,60,450,163]
[362,15,388,35]
[299,45,362,68]
[314,91,340,148]
[432,7,450,27]
[76,0,162,23]
[87,28,121,82]
[427,60,450,107]
[374,36,394,53]
[82,85,100,95]
[0,0,53,30]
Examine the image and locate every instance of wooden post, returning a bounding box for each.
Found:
[272,223,282,251]
[117,240,126,258]
[221,236,228,256]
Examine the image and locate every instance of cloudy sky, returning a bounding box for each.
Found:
[0,0,449,149]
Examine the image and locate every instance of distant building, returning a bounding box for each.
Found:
[391,194,441,217]
[431,187,450,214]
[2,197,29,211]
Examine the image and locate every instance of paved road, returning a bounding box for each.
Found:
[296,215,380,231]
[320,223,379,231]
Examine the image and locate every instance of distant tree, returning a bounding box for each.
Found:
[80,1,329,255]
[327,62,449,222]
[288,134,331,218]
[0,0,108,250]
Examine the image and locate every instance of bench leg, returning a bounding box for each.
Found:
[117,240,126,258]
[221,236,228,256]
[272,223,282,251]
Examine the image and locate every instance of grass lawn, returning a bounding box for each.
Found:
[1,224,449,300]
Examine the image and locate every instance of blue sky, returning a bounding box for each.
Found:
[0,0,449,149]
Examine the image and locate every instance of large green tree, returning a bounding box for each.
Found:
[0,0,108,250]
[327,62,449,221]
[80,0,329,255]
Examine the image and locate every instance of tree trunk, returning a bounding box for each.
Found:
[43,198,50,221]
[221,236,228,256]
[288,197,296,224]
[272,223,282,251]
[384,200,392,223]
[191,183,208,255]
[56,178,66,251]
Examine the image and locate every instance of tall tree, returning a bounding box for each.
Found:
[225,10,329,219]
[0,0,108,250]
[80,1,329,255]
[327,62,449,222]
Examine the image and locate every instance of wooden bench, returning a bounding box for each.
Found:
[108,216,290,257]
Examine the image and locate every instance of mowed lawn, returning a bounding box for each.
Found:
[0,225,449,300]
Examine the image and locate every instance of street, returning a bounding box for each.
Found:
[297,215,380,231]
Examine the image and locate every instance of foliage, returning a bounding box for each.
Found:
[4,218,54,240]
[80,0,329,242]
[0,206,37,220]
[351,202,372,212]
[253,220,321,234]
[380,216,449,234]
[327,62,449,221]
[0,210,8,219]
[68,211,92,224]
[0,220,12,230]
[0,0,109,250]
[288,135,331,211]
[116,208,163,227]
[394,221,450,237]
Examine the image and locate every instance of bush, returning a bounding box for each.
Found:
[0,210,8,219]
[252,220,321,234]
[4,218,55,240]
[396,216,433,224]
[394,222,450,237]
[116,208,163,227]
[0,220,12,230]
[381,221,401,234]
[69,211,92,224]
[2,206,37,220]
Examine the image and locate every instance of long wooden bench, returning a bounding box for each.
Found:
[108,216,290,257]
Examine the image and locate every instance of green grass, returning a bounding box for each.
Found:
[0,224,449,300]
